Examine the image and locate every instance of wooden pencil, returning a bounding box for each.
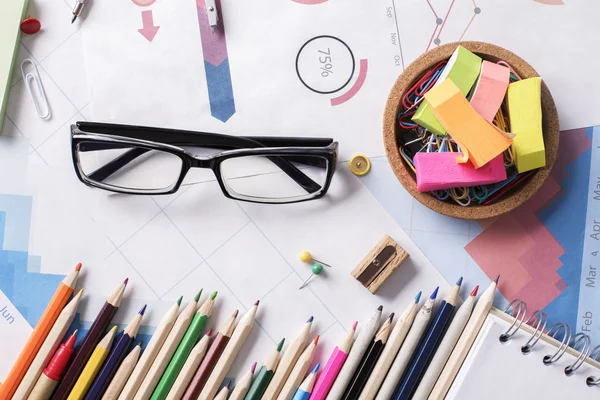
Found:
[134,291,201,400]
[67,327,119,400]
[394,279,462,399]
[28,331,78,400]
[429,276,498,400]
[52,278,128,400]
[182,309,238,400]
[263,316,313,399]
[375,288,438,400]
[151,291,216,400]
[119,297,182,400]
[164,329,212,400]
[310,322,357,400]
[102,343,142,400]
[16,288,84,399]
[412,286,478,399]
[358,293,421,400]
[213,381,231,400]
[326,306,382,400]
[244,338,285,400]
[0,263,81,400]
[86,305,146,399]
[199,301,259,399]
[229,362,256,400]
[341,313,393,400]
[292,364,320,400]
[278,335,319,400]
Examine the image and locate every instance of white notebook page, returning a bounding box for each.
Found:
[447,311,600,399]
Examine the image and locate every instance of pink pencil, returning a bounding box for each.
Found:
[309,322,357,400]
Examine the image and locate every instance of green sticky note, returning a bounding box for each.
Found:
[0,0,29,133]
[412,46,483,135]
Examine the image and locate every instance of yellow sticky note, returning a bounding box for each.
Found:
[507,77,545,173]
[424,79,512,169]
[412,46,482,135]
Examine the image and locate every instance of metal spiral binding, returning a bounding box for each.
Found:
[520,310,547,354]
[542,322,572,365]
[586,345,600,386]
[499,299,527,343]
[564,333,592,376]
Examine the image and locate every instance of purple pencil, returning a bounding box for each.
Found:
[84,305,146,400]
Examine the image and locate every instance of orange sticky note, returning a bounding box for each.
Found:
[424,79,512,169]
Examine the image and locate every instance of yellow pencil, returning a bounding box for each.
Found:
[67,327,118,400]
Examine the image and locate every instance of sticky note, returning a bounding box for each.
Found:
[424,79,512,169]
[414,152,506,192]
[412,46,482,135]
[507,77,545,173]
[469,61,510,122]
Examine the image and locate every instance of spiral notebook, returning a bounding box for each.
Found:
[447,307,600,399]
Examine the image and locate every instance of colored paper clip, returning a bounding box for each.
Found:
[21,59,51,120]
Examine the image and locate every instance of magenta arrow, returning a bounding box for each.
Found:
[138,10,160,42]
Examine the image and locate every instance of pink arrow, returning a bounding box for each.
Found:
[138,10,160,42]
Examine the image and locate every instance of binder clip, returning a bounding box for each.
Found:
[351,235,409,294]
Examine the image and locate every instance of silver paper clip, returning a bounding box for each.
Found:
[21,59,51,120]
[205,0,219,28]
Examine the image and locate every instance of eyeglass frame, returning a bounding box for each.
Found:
[70,121,339,204]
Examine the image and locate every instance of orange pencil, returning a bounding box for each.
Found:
[0,263,81,399]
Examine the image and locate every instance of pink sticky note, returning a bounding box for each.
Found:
[414,152,507,192]
[469,61,510,122]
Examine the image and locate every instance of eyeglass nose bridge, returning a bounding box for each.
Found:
[188,156,214,169]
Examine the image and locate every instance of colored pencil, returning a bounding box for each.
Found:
[85,305,146,400]
[429,276,498,399]
[164,329,212,400]
[213,381,231,400]
[53,278,127,400]
[182,309,238,400]
[16,288,84,399]
[358,292,421,400]
[278,335,319,400]
[310,322,357,400]
[413,286,478,399]
[151,291,216,400]
[326,306,382,400]
[0,263,81,399]
[199,301,260,399]
[135,291,201,400]
[102,343,142,400]
[394,279,462,399]
[28,331,78,400]
[119,297,182,400]
[263,317,313,399]
[342,314,393,400]
[375,288,438,400]
[292,364,320,400]
[229,362,257,400]
[68,327,119,400]
[244,338,285,400]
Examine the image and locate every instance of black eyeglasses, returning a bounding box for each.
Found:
[70,122,339,204]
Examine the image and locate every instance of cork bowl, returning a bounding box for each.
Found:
[383,41,559,220]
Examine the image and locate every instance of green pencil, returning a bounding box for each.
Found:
[244,338,285,400]
[150,290,217,400]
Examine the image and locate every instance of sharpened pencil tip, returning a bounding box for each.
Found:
[77,288,84,296]
[307,316,314,323]
[233,309,239,318]
[139,304,147,315]
[177,296,183,306]
[388,312,395,321]
[75,263,82,271]
[311,363,320,373]
[109,326,118,333]
[210,290,218,300]
[494,275,500,284]
[313,335,320,345]
[470,285,479,296]
[135,341,143,347]
[224,380,231,389]
[251,362,257,374]
[254,300,260,306]
[277,338,285,351]
[71,14,77,23]
[206,328,213,336]
[415,291,422,303]
[123,278,129,285]
[377,305,383,312]
[194,290,202,302]
[352,321,358,331]
[430,286,439,300]
[456,276,463,286]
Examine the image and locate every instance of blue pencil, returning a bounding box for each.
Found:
[292,363,320,400]
[393,278,462,400]
[84,305,146,400]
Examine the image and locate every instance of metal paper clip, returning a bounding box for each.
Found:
[21,59,51,120]
[205,0,219,28]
